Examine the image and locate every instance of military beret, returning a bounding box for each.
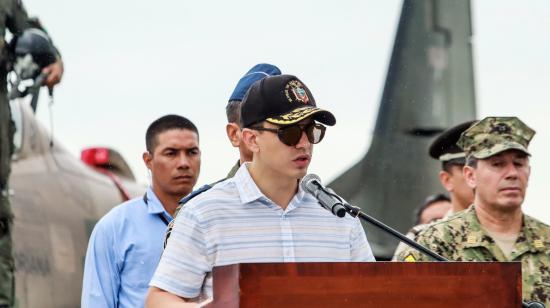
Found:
[429,120,477,162]
[457,116,535,159]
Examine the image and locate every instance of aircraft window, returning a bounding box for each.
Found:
[8,100,23,156]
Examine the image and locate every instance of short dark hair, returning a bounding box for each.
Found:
[226,100,242,125]
[466,155,478,168]
[145,115,199,153]
[414,193,451,225]
[441,158,465,173]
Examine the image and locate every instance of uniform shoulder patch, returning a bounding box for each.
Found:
[404,254,417,262]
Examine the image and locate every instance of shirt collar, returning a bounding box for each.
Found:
[516,215,547,255]
[233,163,265,204]
[463,205,545,258]
[233,163,308,205]
[461,206,490,248]
[145,187,173,219]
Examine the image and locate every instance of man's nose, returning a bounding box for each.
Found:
[177,153,190,169]
[295,130,311,148]
[504,162,519,179]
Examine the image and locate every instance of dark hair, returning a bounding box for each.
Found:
[226,100,242,125]
[441,158,465,173]
[466,155,478,168]
[414,193,451,225]
[145,114,199,153]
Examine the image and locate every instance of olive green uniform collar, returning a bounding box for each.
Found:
[463,205,546,261]
[226,160,241,179]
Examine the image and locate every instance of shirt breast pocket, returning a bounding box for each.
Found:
[122,254,158,288]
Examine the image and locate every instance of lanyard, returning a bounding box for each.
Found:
[143,193,170,226]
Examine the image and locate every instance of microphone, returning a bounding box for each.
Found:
[300,174,347,218]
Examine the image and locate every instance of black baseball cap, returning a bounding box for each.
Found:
[429,120,477,162]
[240,74,336,128]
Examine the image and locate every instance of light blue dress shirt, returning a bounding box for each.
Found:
[81,187,173,308]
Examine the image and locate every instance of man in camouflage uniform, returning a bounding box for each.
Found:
[396,117,549,305]
[1,1,63,306]
[392,121,475,260]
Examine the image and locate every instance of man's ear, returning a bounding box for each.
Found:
[241,128,260,153]
[439,170,453,192]
[143,151,153,170]
[463,165,476,189]
[226,123,241,147]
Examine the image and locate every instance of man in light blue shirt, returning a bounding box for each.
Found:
[147,75,375,306]
[81,115,201,307]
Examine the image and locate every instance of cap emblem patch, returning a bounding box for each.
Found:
[491,123,511,134]
[285,80,309,104]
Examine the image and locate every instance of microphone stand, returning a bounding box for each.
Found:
[304,178,446,261]
[334,194,447,262]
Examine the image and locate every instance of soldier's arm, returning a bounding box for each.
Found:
[395,227,441,262]
[5,0,30,35]
[6,2,64,87]
[26,18,64,88]
[391,230,416,261]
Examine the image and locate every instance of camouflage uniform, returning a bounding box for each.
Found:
[225,160,240,179]
[391,224,427,261]
[397,117,549,305]
[1,1,33,306]
[396,206,550,304]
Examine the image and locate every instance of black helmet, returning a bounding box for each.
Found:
[15,28,57,69]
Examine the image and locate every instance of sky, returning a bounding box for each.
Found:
[23,0,550,223]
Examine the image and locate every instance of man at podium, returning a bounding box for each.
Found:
[146,75,376,306]
[397,117,549,305]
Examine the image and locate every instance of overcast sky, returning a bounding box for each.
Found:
[24,0,549,223]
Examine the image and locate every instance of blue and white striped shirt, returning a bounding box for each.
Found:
[150,163,375,299]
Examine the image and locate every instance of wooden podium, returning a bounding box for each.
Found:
[208,262,521,308]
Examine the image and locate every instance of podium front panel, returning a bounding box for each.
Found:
[211,262,521,308]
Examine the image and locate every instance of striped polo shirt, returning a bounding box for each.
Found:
[149,163,375,299]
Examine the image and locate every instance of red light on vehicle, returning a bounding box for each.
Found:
[81,147,110,166]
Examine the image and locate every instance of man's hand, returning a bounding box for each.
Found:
[42,58,64,88]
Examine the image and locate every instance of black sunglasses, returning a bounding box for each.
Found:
[250,122,326,146]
